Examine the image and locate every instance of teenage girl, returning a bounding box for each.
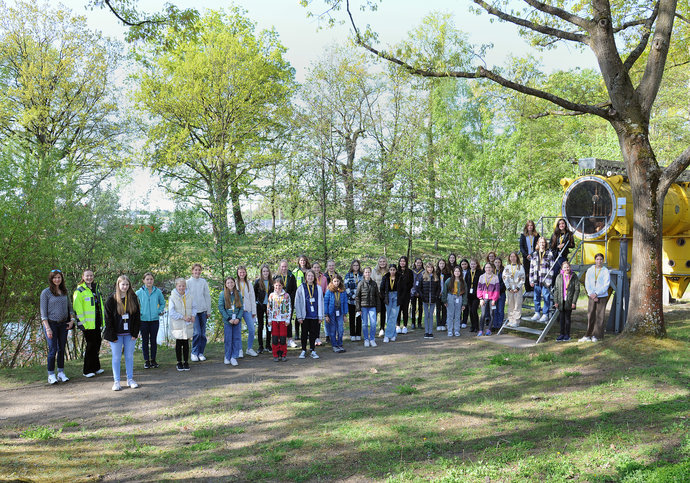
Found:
[104,275,141,390]
[293,255,311,340]
[356,267,380,347]
[442,265,467,336]
[295,270,324,359]
[219,277,243,366]
[311,261,328,345]
[436,259,451,331]
[396,256,413,333]
[380,264,400,342]
[553,260,580,341]
[503,252,525,328]
[372,256,388,337]
[492,257,506,331]
[520,220,540,292]
[268,277,292,361]
[344,260,363,341]
[550,218,575,276]
[253,264,272,353]
[448,253,458,271]
[324,274,348,352]
[169,278,195,372]
[236,266,258,357]
[477,263,500,336]
[459,259,470,329]
[421,262,441,339]
[465,259,483,332]
[410,257,425,330]
[41,269,75,385]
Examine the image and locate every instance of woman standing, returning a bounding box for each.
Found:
[372,256,388,338]
[324,274,348,352]
[529,237,555,322]
[396,256,413,334]
[550,218,575,276]
[135,272,165,369]
[356,267,380,347]
[380,264,400,343]
[477,263,500,336]
[104,275,141,390]
[73,269,105,377]
[436,259,451,331]
[344,260,363,341]
[421,262,441,339]
[442,266,467,337]
[237,266,258,358]
[219,277,243,366]
[41,270,75,384]
[492,257,507,331]
[295,270,324,359]
[519,220,540,292]
[253,264,272,354]
[503,252,525,328]
[410,258,425,330]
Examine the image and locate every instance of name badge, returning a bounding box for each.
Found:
[469,288,474,294]
[484,294,489,300]
[455,299,460,304]
[84,297,91,302]
[415,281,419,286]
[310,305,315,312]
[122,313,130,320]
[310,298,315,303]
[335,310,340,316]
[123,322,129,330]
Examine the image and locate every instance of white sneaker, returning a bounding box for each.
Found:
[437,326,443,331]
[539,314,548,322]
[364,339,370,347]
[591,336,599,342]
[579,336,591,342]
[83,372,96,378]
[48,374,58,385]
[370,340,377,347]
[461,324,467,329]
[350,336,356,341]
[112,381,121,391]
[448,332,453,337]
[238,349,244,358]
[224,358,231,365]
[454,332,461,337]
[198,354,207,361]
[390,336,396,342]
[246,348,258,357]
[128,379,139,389]
[378,329,384,337]
[531,313,540,321]
[402,327,408,334]
[190,353,199,362]
[96,369,105,375]
[310,351,319,359]
[396,326,401,334]
[383,336,390,343]
[57,372,69,382]
[230,358,238,366]
[288,339,297,348]
[299,350,306,359]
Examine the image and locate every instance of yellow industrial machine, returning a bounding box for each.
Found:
[560,158,690,299]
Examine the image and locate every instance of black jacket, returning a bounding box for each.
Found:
[380,273,400,306]
[103,294,141,342]
[397,268,413,305]
[464,268,484,301]
[356,278,380,310]
[421,278,441,304]
[254,278,270,307]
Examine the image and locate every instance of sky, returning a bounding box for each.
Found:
[52,0,597,211]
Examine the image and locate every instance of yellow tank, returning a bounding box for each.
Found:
[560,174,690,299]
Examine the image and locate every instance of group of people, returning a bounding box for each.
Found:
[39,219,614,390]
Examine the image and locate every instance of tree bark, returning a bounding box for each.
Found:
[344,134,358,233]
[229,176,246,236]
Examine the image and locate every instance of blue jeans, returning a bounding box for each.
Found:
[385,292,400,339]
[109,334,135,382]
[492,293,506,329]
[192,311,208,356]
[140,320,159,361]
[241,311,255,350]
[361,306,377,341]
[45,321,68,373]
[224,320,241,360]
[327,315,344,347]
[533,285,552,315]
[423,302,435,333]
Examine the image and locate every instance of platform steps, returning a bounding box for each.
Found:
[497,290,560,343]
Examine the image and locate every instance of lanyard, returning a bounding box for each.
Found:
[389,277,395,290]
[307,283,314,299]
[124,295,128,314]
[594,267,603,283]
[510,264,517,278]
[470,270,476,284]
[182,294,186,313]
[335,292,341,306]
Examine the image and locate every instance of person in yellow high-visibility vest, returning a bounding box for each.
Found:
[73,270,106,378]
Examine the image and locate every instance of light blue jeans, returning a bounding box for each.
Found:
[385,292,400,339]
[533,285,552,316]
[109,334,135,382]
[192,311,208,356]
[241,311,255,350]
[361,306,377,341]
[423,302,435,333]
[224,320,241,360]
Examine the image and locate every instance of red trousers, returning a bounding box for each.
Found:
[271,320,288,358]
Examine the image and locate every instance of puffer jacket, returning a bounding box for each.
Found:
[324,288,348,321]
[420,277,441,304]
[355,278,379,310]
[553,271,580,311]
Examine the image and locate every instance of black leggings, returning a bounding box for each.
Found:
[175,339,189,362]
[410,296,423,327]
[559,309,572,336]
[379,301,386,331]
[436,300,447,327]
[396,300,409,327]
[300,318,320,351]
[348,306,361,337]
[256,304,271,349]
[468,298,480,331]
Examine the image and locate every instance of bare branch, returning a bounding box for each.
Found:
[529,100,612,119]
[521,0,591,30]
[473,0,589,44]
[102,0,163,27]
[676,12,690,24]
[659,146,690,196]
[623,1,660,71]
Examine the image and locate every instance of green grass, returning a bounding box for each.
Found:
[1,309,690,481]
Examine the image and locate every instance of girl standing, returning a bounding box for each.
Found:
[372,256,388,338]
[73,269,105,377]
[268,277,292,361]
[293,255,311,341]
[40,270,75,384]
[104,275,141,390]
[520,220,540,292]
[550,218,575,276]
[135,272,165,369]
[436,259,451,331]
[236,266,258,357]
[168,278,195,372]
[295,270,324,359]
[421,262,441,339]
[396,256,413,333]
[187,264,211,362]
[344,260,363,341]
[380,264,400,343]
[492,257,506,331]
[311,261,328,346]
[529,237,555,322]
[219,277,243,366]
[503,252,525,328]
[324,274,348,352]
[410,258,425,330]
[356,267,380,347]
[465,259,483,332]
[477,263,500,336]
[448,253,458,272]
[253,264,272,354]
[459,259,470,329]
[442,266,467,336]
[553,260,580,341]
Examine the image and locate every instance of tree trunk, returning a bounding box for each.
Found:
[618,127,666,336]
[344,135,357,233]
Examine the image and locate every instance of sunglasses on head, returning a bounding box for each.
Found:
[51,269,62,273]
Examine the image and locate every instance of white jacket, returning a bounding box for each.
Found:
[238,280,256,316]
[585,265,611,298]
[169,289,196,340]
[294,283,324,321]
[186,277,211,314]
[503,264,525,291]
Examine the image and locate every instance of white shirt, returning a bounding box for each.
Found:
[186,276,211,313]
[585,265,611,298]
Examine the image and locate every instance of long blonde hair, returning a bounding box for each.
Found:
[223,277,242,309]
[115,275,139,316]
[422,262,439,282]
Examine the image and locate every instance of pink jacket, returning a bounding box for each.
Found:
[477,274,500,303]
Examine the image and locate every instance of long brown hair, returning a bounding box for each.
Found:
[450,267,466,295]
[115,275,139,316]
[523,220,539,236]
[223,277,242,308]
[48,270,67,296]
[327,274,345,293]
